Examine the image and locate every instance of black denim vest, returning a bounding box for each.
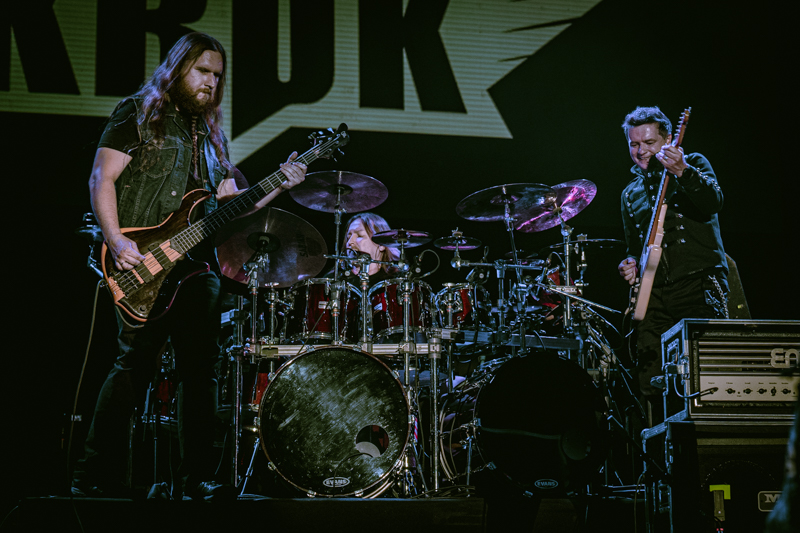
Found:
[114,98,225,229]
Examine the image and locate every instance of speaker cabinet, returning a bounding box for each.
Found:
[642,420,790,533]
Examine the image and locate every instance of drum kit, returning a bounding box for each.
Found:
[77,170,636,500]
[196,169,639,500]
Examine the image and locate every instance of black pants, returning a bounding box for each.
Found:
[635,274,728,400]
[76,271,222,494]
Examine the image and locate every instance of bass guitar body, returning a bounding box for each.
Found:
[99,124,350,322]
[101,189,211,322]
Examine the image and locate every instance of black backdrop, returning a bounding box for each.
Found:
[4,0,797,508]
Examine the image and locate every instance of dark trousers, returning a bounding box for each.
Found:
[76,271,222,493]
[635,274,727,402]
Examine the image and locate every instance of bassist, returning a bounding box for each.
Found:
[617,106,728,424]
[73,33,307,500]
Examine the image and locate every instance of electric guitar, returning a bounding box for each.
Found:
[102,124,349,322]
[631,109,690,321]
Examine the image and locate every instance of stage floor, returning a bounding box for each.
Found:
[7,494,646,532]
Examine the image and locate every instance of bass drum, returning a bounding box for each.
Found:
[440,355,607,497]
[258,347,411,497]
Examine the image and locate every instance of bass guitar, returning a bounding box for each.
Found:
[102,124,349,322]
[631,109,690,321]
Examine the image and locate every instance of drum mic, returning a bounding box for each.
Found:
[409,253,423,278]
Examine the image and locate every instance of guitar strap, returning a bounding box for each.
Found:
[190,116,201,183]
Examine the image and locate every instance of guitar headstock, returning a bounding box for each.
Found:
[309,123,349,162]
[673,108,691,147]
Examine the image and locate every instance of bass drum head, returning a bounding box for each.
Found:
[258,347,410,497]
[473,355,607,496]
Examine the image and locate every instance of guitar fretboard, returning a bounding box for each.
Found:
[170,134,342,253]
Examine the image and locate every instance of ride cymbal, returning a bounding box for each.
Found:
[515,179,597,233]
[215,207,328,288]
[456,183,556,222]
[288,170,388,213]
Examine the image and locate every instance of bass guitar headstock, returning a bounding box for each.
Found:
[309,123,349,162]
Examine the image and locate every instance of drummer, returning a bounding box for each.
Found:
[342,212,400,284]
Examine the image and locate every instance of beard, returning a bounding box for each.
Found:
[170,78,213,115]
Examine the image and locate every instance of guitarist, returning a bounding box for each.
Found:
[617,106,728,424]
[73,33,307,500]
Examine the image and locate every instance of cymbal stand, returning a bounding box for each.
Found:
[439,283,459,394]
[555,210,575,332]
[263,282,281,344]
[228,257,265,490]
[330,188,348,344]
[355,254,373,353]
[390,239,433,496]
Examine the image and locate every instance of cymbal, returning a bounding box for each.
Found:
[515,179,597,233]
[75,225,103,243]
[434,230,482,251]
[215,207,328,288]
[288,171,388,213]
[372,229,432,248]
[456,183,556,222]
[434,236,482,251]
[540,238,624,254]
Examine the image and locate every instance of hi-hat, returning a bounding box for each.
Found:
[515,179,597,233]
[372,229,431,248]
[456,183,556,222]
[288,171,388,213]
[215,207,327,288]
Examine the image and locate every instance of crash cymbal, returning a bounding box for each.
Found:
[540,238,624,254]
[456,183,556,222]
[215,207,328,288]
[372,229,432,248]
[288,170,388,213]
[515,179,597,233]
[434,229,482,251]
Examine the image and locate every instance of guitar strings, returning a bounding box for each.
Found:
[110,135,342,301]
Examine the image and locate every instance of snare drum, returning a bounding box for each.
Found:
[435,283,491,329]
[282,279,361,344]
[439,355,607,496]
[368,279,436,341]
[258,346,411,497]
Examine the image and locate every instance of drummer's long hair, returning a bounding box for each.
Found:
[344,213,400,269]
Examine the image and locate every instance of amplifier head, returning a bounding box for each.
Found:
[661,319,799,420]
